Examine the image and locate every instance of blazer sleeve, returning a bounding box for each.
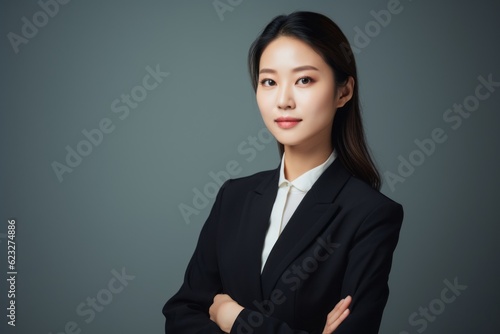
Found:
[229,200,403,334]
[334,201,403,333]
[162,181,229,334]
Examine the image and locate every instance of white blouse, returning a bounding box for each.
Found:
[261,150,337,272]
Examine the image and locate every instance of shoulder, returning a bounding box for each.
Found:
[339,174,404,220]
[217,168,277,198]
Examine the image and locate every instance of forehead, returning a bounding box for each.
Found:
[259,36,327,69]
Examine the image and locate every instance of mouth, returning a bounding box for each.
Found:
[275,117,302,129]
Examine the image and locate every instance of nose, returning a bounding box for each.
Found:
[277,84,295,110]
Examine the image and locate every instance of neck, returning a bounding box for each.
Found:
[283,144,333,181]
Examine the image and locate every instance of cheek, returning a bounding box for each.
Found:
[256,92,273,118]
[305,88,336,118]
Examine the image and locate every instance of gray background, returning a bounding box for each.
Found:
[1,0,499,333]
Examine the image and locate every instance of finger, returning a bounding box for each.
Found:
[328,299,344,316]
[324,296,352,329]
[210,294,226,321]
[331,295,351,314]
[324,309,349,333]
[214,293,231,304]
[326,296,350,321]
[209,304,215,322]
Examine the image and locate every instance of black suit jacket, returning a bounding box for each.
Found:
[163,159,404,333]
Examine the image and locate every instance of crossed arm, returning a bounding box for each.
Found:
[164,182,403,333]
[209,294,352,334]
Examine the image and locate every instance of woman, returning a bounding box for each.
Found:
[163,11,403,334]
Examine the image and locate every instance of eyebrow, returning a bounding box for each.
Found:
[259,65,319,74]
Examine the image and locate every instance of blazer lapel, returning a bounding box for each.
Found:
[232,167,279,303]
[260,159,351,298]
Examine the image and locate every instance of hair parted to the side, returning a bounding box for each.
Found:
[248,11,381,190]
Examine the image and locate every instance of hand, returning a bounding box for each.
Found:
[322,295,352,334]
[209,294,245,333]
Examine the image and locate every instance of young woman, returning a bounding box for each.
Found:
[163,11,403,334]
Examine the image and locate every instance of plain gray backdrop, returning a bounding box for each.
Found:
[1,0,499,333]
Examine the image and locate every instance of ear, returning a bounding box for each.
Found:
[336,76,355,108]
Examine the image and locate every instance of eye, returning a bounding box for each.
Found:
[297,76,314,85]
[259,78,276,87]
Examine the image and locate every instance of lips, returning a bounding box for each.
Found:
[275,117,302,129]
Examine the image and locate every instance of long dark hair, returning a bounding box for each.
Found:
[248,11,381,190]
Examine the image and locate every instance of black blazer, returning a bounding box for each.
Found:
[163,159,403,333]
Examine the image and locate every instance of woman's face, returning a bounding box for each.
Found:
[256,36,352,152]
